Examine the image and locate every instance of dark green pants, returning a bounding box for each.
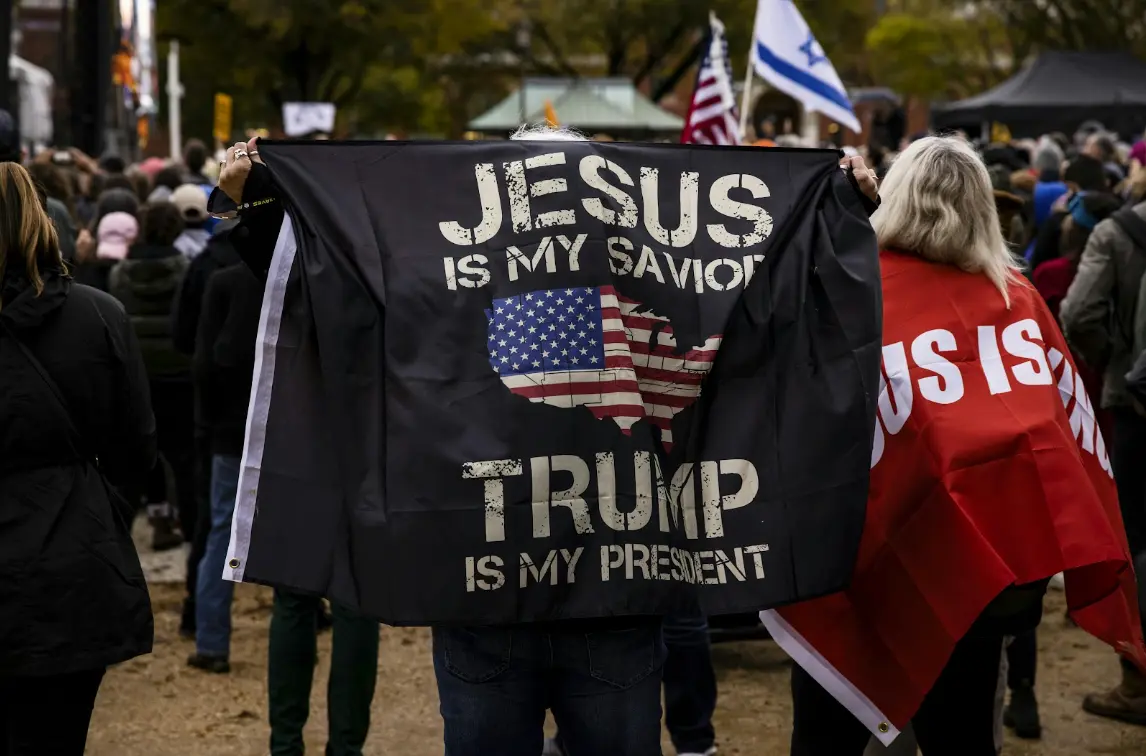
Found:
[269,590,380,756]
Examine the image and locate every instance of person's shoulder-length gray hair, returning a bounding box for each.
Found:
[871,135,1021,306]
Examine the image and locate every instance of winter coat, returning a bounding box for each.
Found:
[0,268,156,677]
[45,197,77,262]
[172,224,240,358]
[194,265,262,456]
[72,257,119,293]
[108,244,191,378]
[1061,201,1146,408]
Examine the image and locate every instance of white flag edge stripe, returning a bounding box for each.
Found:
[224,216,298,583]
[759,609,901,746]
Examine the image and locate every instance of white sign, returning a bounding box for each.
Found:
[282,102,336,137]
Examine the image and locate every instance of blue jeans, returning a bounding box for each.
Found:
[662,613,717,754]
[554,614,717,754]
[194,454,241,657]
[432,622,665,756]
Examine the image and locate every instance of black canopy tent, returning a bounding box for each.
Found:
[932,52,1146,138]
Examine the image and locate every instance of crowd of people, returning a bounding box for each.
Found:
[0,104,1144,756]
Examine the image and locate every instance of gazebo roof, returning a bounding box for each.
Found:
[470,77,684,133]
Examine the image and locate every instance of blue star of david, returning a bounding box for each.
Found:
[798,32,827,68]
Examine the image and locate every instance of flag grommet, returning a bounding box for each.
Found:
[228,558,240,569]
[878,723,889,734]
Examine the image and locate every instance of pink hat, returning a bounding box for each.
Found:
[96,211,139,260]
[139,157,167,178]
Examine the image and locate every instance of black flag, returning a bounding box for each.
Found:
[223,141,882,625]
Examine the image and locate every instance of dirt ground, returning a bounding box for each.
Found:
[87,576,1146,756]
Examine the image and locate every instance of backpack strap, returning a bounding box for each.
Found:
[0,320,97,468]
[1112,209,1146,255]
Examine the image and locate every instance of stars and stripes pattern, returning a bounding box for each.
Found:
[681,13,741,146]
[486,285,722,449]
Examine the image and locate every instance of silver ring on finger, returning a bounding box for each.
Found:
[235,150,249,159]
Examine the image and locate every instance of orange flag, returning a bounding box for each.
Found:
[544,100,559,127]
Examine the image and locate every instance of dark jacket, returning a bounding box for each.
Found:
[172,224,241,357]
[194,265,262,456]
[109,244,191,378]
[0,269,156,676]
[1061,201,1146,408]
[46,197,77,262]
[1027,209,1068,272]
[72,257,119,293]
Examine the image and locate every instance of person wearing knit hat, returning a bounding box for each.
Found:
[171,184,211,259]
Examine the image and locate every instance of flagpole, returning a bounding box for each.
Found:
[738,51,754,140]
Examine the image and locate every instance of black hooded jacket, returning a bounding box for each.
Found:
[0,268,156,676]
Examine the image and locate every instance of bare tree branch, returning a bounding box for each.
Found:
[651,32,705,102]
[632,19,689,85]
[528,22,581,77]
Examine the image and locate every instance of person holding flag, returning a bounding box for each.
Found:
[212,125,882,756]
[763,135,1146,754]
[740,0,861,138]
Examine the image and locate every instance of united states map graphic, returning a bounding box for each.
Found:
[485,285,723,449]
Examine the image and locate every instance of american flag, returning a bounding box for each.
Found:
[486,285,722,449]
[681,13,741,146]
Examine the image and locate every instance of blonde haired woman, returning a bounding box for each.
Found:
[0,162,156,754]
[873,136,1022,298]
[775,136,1145,755]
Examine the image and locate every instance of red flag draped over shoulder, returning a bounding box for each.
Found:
[762,250,1146,741]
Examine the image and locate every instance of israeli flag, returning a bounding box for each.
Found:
[750,0,861,133]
